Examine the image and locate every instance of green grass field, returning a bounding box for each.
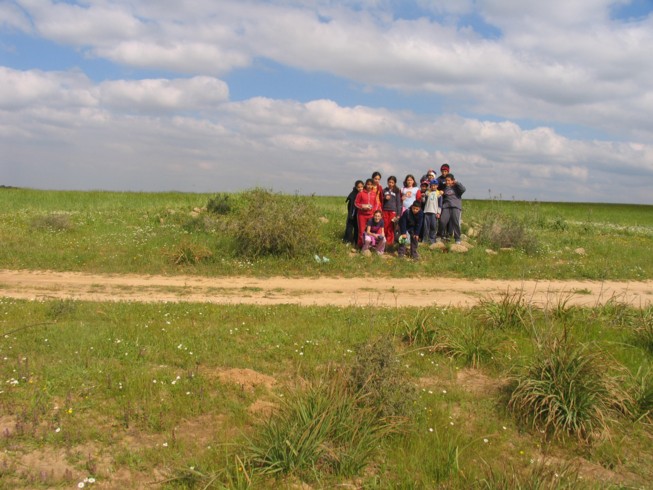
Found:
[1,188,652,279]
[1,188,652,488]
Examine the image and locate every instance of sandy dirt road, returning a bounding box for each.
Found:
[1,269,652,308]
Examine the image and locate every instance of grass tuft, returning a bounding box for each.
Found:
[244,367,400,478]
[477,289,530,330]
[508,332,632,442]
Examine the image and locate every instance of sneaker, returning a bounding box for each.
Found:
[455,240,462,244]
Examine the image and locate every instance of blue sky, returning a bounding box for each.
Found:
[1,0,653,203]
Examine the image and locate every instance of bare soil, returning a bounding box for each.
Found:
[1,269,651,308]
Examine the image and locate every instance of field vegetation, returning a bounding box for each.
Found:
[1,298,652,488]
[1,188,652,488]
[0,187,652,280]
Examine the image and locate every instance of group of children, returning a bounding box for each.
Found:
[344,164,466,259]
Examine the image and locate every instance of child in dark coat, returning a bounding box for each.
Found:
[397,201,424,260]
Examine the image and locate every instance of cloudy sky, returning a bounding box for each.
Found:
[1,0,652,203]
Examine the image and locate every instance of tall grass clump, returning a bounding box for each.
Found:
[234,188,320,258]
[632,306,653,354]
[475,460,581,489]
[245,368,400,479]
[476,289,530,330]
[508,333,632,442]
[401,309,440,346]
[434,323,497,368]
[477,212,538,253]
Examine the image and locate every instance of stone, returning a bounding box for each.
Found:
[450,243,468,253]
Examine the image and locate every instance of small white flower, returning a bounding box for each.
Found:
[78,483,85,488]
[429,428,434,432]
[483,438,489,443]
[442,389,447,394]
[87,477,95,483]
[55,427,61,433]
[162,442,168,447]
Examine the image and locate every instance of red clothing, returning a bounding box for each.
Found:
[382,210,397,245]
[355,190,379,247]
[373,185,383,208]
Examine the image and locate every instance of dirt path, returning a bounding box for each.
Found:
[1,269,652,308]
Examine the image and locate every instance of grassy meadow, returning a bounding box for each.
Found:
[1,188,653,488]
[0,187,652,279]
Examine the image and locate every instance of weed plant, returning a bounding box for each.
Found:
[434,323,498,368]
[29,212,75,232]
[508,332,632,443]
[348,336,417,419]
[476,211,539,254]
[476,289,530,330]
[245,368,398,479]
[475,460,582,489]
[233,188,320,259]
[632,306,653,354]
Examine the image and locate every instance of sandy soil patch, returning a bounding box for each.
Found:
[1,269,651,308]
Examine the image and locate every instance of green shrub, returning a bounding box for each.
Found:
[206,192,232,215]
[30,213,74,232]
[508,334,632,442]
[349,336,416,419]
[233,188,320,258]
[477,212,538,253]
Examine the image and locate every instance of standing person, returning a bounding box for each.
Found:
[417,178,430,240]
[371,171,384,208]
[361,209,386,256]
[344,180,364,244]
[382,176,402,245]
[397,201,424,260]
[438,173,466,244]
[354,178,379,248]
[423,179,442,245]
[437,164,450,191]
[420,168,437,185]
[401,174,420,211]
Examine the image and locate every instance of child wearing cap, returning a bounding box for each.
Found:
[437,164,450,192]
[438,173,466,244]
[397,201,424,260]
[423,179,442,245]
